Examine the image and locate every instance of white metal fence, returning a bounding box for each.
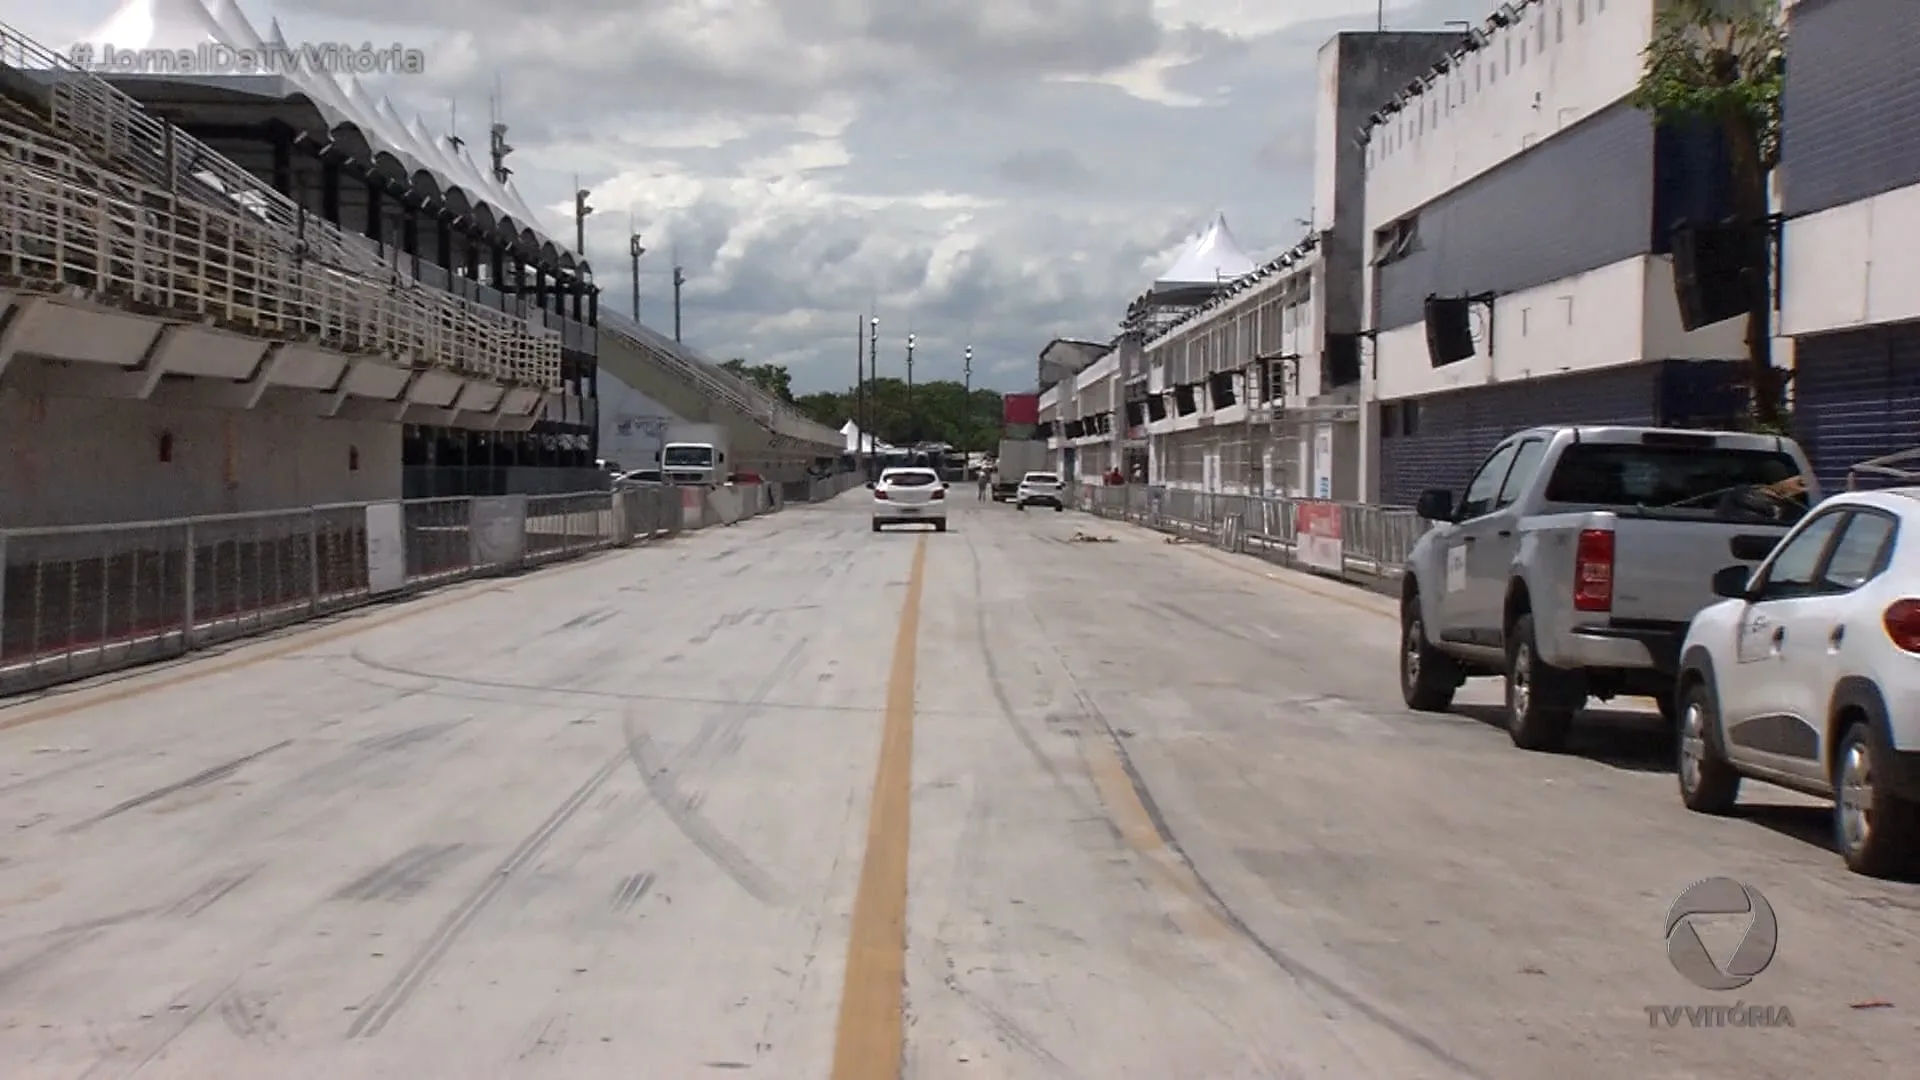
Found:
[1078,485,1428,589]
[0,486,686,694]
[0,474,869,695]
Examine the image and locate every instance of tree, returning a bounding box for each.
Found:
[719,358,795,403]
[1631,0,1787,431]
[791,380,1004,451]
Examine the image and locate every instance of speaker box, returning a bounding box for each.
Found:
[1424,297,1474,367]
[1208,372,1236,410]
[1672,222,1753,331]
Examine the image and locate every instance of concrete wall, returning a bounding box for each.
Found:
[1364,0,1655,225]
[1778,0,1920,339]
[1368,254,1748,401]
[597,371,686,471]
[1315,31,1463,342]
[1,388,402,527]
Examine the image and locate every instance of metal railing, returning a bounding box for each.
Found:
[0,22,562,388]
[1078,485,1428,589]
[0,484,691,695]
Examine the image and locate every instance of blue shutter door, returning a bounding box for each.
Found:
[1378,364,1662,505]
[1794,326,1920,491]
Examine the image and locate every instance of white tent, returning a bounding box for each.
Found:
[840,420,893,455]
[74,0,564,256]
[1152,212,1256,294]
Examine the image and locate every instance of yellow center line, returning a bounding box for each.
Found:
[829,534,927,1080]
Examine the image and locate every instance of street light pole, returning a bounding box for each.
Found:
[628,232,644,319]
[962,345,973,452]
[867,316,879,476]
[905,333,916,445]
[855,312,865,471]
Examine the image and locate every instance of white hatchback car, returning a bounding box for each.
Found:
[1675,488,1920,878]
[870,467,948,532]
[1016,471,1065,511]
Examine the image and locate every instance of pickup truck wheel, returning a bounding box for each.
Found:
[1505,614,1577,752]
[1834,721,1920,879]
[1677,678,1740,815]
[1400,602,1459,712]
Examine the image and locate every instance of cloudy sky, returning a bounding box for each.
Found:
[21,0,1488,392]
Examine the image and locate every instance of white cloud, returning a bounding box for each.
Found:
[14,0,1492,392]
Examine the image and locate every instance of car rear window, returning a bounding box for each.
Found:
[885,471,938,487]
[1025,473,1059,484]
[1542,444,1809,524]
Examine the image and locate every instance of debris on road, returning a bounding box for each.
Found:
[1068,531,1115,543]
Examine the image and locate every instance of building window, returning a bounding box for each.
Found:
[1536,12,1546,51]
[1577,0,1584,23]
[1556,3,1564,42]
[1505,35,1511,73]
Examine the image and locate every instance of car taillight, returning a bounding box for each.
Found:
[1883,599,1920,653]
[1573,528,1614,612]
[931,488,945,499]
[874,489,889,500]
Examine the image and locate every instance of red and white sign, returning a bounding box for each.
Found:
[1296,501,1344,573]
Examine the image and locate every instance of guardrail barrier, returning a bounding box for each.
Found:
[1077,485,1427,591]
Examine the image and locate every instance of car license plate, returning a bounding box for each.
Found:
[898,506,919,513]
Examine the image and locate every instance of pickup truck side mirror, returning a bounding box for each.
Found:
[1711,564,1755,600]
[1415,489,1454,522]
[866,481,876,489]
[1728,534,1779,562]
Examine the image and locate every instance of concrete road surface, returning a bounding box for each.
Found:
[0,493,1916,1078]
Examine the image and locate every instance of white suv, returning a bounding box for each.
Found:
[1675,488,1920,878]
[1016,471,1064,511]
[870,467,947,532]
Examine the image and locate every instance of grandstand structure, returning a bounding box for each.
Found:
[0,2,837,525]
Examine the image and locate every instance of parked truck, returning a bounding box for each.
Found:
[656,422,732,486]
[993,439,1046,501]
[1397,425,1816,751]
[994,392,1045,501]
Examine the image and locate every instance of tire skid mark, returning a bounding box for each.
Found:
[609,871,656,914]
[960,527,1099,816]
[64,739,294,833]
[345,750,628,1040]
[167,865,262,918]
[620,638,807,907]
[331,843,472,903]
[1022,593,1487,1080]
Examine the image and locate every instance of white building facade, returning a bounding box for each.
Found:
[1776,0,1920,489]
[1359,0,1754,506]
[1127,32,1461,502]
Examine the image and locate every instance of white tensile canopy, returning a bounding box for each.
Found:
[1151,212,1256,294]
[72,0,563,256]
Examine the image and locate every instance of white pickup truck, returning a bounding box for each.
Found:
[1399,425,1816,751]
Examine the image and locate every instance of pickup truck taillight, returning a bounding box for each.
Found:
[1883,600,1920,653]
[1573,529,1614,612]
